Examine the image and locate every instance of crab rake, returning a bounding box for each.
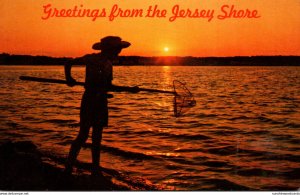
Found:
[19,76,196,117]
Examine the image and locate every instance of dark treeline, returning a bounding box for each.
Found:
[0,53,299,66]
[0,53,70,65]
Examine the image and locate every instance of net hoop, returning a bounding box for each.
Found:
[173,80,196,117]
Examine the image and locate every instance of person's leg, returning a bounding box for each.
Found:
[90,94,107,176]
[65,121,90,173]
[91,125,103,175]
[65,91,91,174]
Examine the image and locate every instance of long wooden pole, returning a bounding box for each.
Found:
[19,76,175,94]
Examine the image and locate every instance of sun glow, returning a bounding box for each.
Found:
[164,47,169,52]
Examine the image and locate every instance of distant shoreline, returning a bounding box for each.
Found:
[1,53,299,66]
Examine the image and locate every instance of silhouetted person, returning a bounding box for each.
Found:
[64,36,131,176]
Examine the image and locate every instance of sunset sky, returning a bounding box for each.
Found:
[0,0,299,57]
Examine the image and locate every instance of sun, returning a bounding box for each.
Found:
[164,47,169,52]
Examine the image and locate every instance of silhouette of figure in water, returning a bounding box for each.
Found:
[64,36,131,176]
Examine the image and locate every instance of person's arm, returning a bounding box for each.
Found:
[108,64,113,87]
[64,57,85,86]
[64,60,76,87]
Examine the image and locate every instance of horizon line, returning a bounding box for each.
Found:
[1,52,300,59]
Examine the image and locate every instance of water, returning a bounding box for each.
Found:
[0,65,300,190]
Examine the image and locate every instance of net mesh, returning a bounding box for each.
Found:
[173,80,196,117]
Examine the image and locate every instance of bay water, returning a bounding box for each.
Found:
[0,65,299,190]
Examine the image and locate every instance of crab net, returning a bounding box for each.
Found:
[173,80,196,117]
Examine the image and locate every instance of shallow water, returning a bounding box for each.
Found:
[0,65,300,190]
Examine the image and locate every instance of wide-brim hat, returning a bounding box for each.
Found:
[92,36,131,50]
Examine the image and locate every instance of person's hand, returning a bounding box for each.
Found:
[66,77,76,87]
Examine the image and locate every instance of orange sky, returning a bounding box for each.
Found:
[0,0,299,57]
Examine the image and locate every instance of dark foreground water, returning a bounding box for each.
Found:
[0,65,299,190]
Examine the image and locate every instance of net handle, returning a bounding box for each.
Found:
[19,76,175,94]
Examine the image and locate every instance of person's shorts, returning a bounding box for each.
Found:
[80,90,108,127]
